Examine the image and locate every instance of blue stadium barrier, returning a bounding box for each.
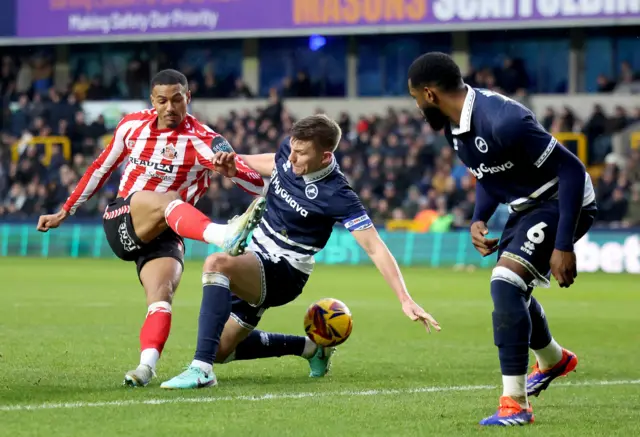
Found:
[1,223,638,274]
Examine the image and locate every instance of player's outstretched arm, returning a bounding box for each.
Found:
[238,153,276,177]
[37,119,130,232]
[352,227,441,333]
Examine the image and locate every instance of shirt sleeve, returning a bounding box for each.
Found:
[63,118,130,214]
[493,106,587,251]
[471,182,500,224]
[331,186,373,232]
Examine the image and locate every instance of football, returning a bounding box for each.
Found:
[304,298,353,347]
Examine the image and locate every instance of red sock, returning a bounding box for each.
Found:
[140,302,172,364]
[165,199,212,242]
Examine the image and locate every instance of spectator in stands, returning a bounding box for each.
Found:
[15,56,33,95]
[609,106,630,132]
[86,75,108,100]
[229,78,254,99]
[614,61,640,94]
[1,56,16,97]
[31,53,53,96]
[597,74,616,93]
[11,94,30,136]
[623,183,640,227]
[582,104,607,146]
[72,74,91,101]
[290,70,313,97]
[496,57,528,95]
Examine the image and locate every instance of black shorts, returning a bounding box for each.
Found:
[230,251,309,330]
[102,195,185,277]
[498,200,597,287]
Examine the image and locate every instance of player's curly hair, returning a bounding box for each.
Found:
[408,52,463,92]
[151,69,188,89]
[290,114,342,152]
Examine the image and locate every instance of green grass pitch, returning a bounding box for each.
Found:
[1,258,639,436]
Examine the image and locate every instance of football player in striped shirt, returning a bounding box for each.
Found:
[36,69,266,387]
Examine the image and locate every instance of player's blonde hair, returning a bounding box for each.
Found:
[290,114,342,152]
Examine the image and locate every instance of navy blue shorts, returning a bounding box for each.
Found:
[230,251,309,330]
[498,200,597,287]
[103,195,184,278]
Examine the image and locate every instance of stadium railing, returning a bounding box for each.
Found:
[0,223,637,274]
[11,136,72,165]
[632,131,640,149]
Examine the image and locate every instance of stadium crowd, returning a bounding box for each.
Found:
[1,51,639,230]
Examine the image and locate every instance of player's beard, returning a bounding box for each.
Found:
[421,105,448,131]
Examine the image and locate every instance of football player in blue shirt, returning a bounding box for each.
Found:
[408,52,597,426]
[161,114,441,389]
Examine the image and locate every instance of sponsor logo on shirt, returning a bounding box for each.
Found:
[468,161,514,180]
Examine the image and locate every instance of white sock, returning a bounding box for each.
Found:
[301,338,318,359]
[532,338,564,370]
[140,348,160,371]
[502,375,528,407]
[203,223,227,246]
[191,359,213,375]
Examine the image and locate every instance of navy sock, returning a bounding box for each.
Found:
[193,273,232,365]
[528,296,553,350]
[491,276,531,376]
[234,330,307,361]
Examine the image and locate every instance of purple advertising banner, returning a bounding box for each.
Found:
[17,0,640,39]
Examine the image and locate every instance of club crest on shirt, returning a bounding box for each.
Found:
[305,184,318,199]
[475,136,489,153]
[162,143,178,160]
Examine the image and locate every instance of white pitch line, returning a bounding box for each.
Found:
[1,378,639,413]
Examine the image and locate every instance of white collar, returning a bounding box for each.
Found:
[303,155,337,184]
[450,85,475,135]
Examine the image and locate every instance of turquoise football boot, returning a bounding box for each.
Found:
[307,346,335,378]
[160,366,217,389]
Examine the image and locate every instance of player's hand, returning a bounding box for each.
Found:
[550,249,577,288]
[402,300,441,333]
[37,209,69,232]
[470,221,499,257]
[212,151,238,178]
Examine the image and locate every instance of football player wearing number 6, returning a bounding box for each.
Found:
[408,53,597,426]
[160,114,440,390]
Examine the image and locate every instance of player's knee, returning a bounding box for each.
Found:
[159,191,182,212]
[203,253,234,276]
[164,191,181,202]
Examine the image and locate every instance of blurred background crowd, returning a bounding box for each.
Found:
[1,30,639,231]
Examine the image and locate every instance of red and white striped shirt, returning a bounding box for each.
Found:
[63,109,264,215]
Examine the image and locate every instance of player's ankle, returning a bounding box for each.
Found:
[301,337,318,359]
[140,348,160,371]
[533,339,564,371]
[510,395,528,409]
[203,223,226,246]
[191,359,213,374]
[502,375,528,408]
